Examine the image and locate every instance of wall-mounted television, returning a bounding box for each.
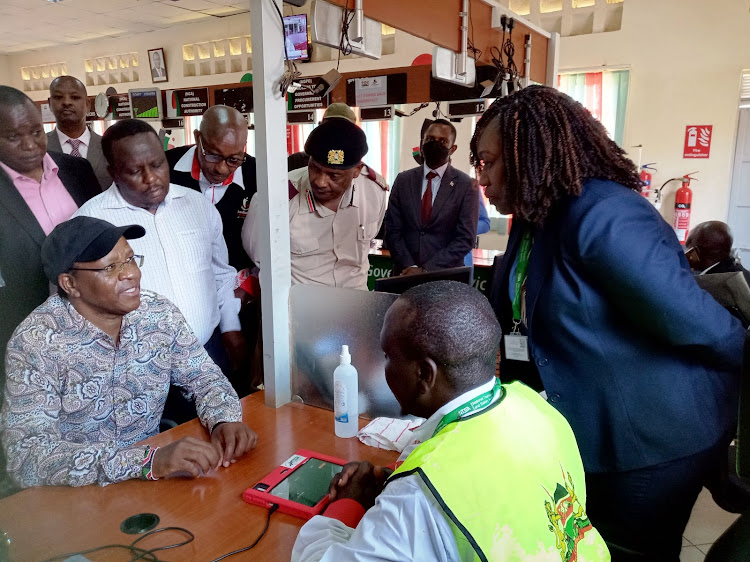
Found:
[283,14,309,61]
[128,88,162,121]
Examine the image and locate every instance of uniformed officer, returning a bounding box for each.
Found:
[242,118,387,290]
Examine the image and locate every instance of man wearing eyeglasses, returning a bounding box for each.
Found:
[166,105,257,277]
[74,119,245,424]
[1,216,257,488]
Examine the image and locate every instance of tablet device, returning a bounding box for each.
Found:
[243,449,347,519]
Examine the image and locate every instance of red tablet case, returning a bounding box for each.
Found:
[243,449,347,519]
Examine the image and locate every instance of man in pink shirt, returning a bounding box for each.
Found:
[0,85,100,395]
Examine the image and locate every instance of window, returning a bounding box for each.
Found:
[558,69,630,146]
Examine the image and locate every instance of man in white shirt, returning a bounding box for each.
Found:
[242,117,387,290]
[292,281,608,561]
[47,76,111,190]
[74,119,244,423]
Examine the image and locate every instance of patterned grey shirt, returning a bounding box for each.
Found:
[1,291,243,488]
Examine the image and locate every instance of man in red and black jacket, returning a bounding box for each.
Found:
[166,105,259,393]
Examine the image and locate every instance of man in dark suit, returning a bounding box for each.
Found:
[384,119,478,276]
[0,85,101,452]
[166,104,258,394]
[46,76,111,191]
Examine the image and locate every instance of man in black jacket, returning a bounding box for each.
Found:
[166,105,257,275]
[686,220,750,285]
[0,86,101,387]
[166,105,259,394]
[0,85,100,496]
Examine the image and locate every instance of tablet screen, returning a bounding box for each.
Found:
[267,459,343,507]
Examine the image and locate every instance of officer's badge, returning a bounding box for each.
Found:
[327,150,345,165]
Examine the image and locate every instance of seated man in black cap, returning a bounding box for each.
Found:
[242,118,387,290]
[1,216,258,488]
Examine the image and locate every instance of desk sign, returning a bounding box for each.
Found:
[359,105,393,122]
[165,88,209,117]
[288,110,316,124]
[110,93,132,120]
[448,99,486,118]
[288,77,329,111]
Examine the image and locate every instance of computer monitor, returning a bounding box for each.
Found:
[283,14,309,61]
[374,266,473,295]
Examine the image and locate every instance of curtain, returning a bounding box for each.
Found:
[558,70,629,147]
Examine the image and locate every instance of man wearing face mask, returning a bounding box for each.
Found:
[384,120,479,276]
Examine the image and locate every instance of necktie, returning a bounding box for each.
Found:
[422,171,438,224]
[67,139,83,158]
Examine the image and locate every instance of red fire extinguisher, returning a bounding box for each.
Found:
[673,172,697,245]
[639,163,657,198]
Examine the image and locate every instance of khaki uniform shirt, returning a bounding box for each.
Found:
[242,166,388,290]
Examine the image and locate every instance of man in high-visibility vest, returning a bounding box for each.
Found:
[292,280,610,561]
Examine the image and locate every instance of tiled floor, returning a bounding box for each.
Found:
[680,488,741,561]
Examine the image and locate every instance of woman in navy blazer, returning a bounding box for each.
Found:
[472,86,745,560]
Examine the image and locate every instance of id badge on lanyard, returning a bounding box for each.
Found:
[504,229,532,362]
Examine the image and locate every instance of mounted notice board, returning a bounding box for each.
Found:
[210,83,253,113]
[344,72,407,107]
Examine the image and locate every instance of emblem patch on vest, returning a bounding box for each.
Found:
[327,149,344,165]
[544,469,594,562]
[237,197,250,219]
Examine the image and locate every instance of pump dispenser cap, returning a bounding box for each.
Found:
[340,345,351,365]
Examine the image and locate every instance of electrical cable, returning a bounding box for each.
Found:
[337,0,356,70]
[41,527,195,562]
[503,17,520,90]
[207,504,280,562]
[269,0,301,94]
[467,2,481,62]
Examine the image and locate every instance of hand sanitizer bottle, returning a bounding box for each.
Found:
[334,345,359,438]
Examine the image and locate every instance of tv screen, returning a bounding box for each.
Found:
[283,14,309,61]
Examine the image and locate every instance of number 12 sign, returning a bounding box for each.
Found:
[684,125,712,158]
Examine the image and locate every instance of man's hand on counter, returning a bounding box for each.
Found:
[211,422,259,467]
[151,436,222,479]
[400,266,425,277]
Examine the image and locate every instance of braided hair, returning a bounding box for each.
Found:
[470,85,642,225]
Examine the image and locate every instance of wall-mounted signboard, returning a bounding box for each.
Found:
[164,88,209,117]
[110,93,132,120]
[213,85,253,113]
[288,77,329,111]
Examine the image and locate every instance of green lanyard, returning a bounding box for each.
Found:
[512,229,533,323]
[432,378,504,437]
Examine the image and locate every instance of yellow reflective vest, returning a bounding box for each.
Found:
[390,381,610,562]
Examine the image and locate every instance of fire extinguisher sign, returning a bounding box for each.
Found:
[683,125,712,158]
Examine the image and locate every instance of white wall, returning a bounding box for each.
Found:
[0,55,10,85]
[4,13,435,102]
[560,0,750,227]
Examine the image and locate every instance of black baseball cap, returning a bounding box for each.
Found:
[304,118,368,170]
[42,216,146,285]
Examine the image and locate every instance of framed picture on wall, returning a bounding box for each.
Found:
[148,48,168,83]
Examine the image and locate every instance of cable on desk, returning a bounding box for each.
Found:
[40,526,194,562]
[207,504,279,562]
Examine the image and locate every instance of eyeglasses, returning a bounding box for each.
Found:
[70,255,144,276]
[198,137,246,168]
